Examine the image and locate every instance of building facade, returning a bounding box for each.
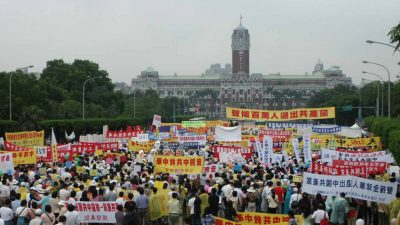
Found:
[130,21,352,119]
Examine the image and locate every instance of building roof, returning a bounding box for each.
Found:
[159,75,221,80]
[263,74,325,80]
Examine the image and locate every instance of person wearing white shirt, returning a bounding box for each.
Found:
[261,181,273,212]
[312,204,329,225]
[0,180,10,205]
[0,199,14,225]
[221,182,233,198]
[289,188,302,210]
[64,205,81,225]
[59,184,70,201]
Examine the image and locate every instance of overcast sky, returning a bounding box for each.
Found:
[0,0,399,85]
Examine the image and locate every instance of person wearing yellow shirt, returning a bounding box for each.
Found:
[159,183,171,218]
[389,193,400,222]
[18,183,28,201]
[149,187,162,225]
[199,188,209,216]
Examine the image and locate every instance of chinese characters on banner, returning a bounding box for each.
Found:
[5,130,44,147]
[105,130,136,138]
[321,149,394,165]
[302,173,397,203]
[4,141,32,151]
[127,141,152,152]
[332,160,387,170]
[138,134,149,142]
[154,156,204,174]
[267,122,312,129]
[226,107,335,121]
[292,138,300,163]
[311,162,386,178]
[212,145,253,160]
[11,149,37,165]
[202,164,218,179]
[177,135,207,145]
[0,153,14,173]
[312,125,341,133]
[235,212,303,225]
[70,201,119,223]
[258,129,291,138]
[181,121,206,128]
[36,146,53,162]
[303,134,312,163]
[262,135,273,165]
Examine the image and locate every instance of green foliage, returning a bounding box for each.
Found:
[0,120,18,135]
[365,117,400,163]
[388,22,400,52]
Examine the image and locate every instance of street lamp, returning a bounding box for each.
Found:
[366,40,400,53]
[361,78,380,117]
[82,77,100,120]
[362,61,391,118]
[362,71,384,116]
[9,65,34,120]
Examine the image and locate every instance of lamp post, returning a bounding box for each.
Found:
[362,71,384,116]
[82,77,100,120]
[362,61,391,118]
[361,78,380,117]
[9,65,33,120]
[366,40,400,53]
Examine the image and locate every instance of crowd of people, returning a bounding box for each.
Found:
[0,139,398,225]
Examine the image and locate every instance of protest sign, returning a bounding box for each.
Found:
[71,201,119,223]
[262,135,273,165]
[127,141,152,152]
[312,125,341,133]
[292,138,300,163]
[258,129,291,138]
[214,126,242,142]
[226,107,335,121]
[154,156,204,174]
[5,130,44,147]
[182,121,206,128]
[11,149,37,165]
[236,212,303,225]
[202,164,218,179]
[152,115,162,127]
[177,135,207,145]
[138,134,149,142]
[321,149,394,165]
[302,172,397,203]
[4,142,32,151]
[213,145,253,160]
[106,130,136,138]
[311,162,385,178]
[303,134,312,162]
[0,153,14,173]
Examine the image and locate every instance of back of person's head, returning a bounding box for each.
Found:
[67,204,75,212]
[58,215,66,223]
[138,187,144,195]
[45,205,52,213]
[15,193,21,200]
[288,210,295,218]
[318,203,324,210]
[172,192,178,199]
[117,204,123,212]
[70,190,76,198]
[152,187,158,194]
[232,191,237,197]
[128,192,134,200]
[119,192,124,197]
[31,201,38,209]
[211,188,216,194]
[396,192,400,198]
[340,192,346,198]
[21,200,27,207]
[4,199,11,206]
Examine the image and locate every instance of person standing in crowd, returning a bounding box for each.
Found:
[0,180,10,206]
[312,203,329,225]
[330,193,349,225]
[115,204,124,225]
[136,187,149,225]
[267,189,279,213]
[64,204,80,225]
[201,207,215,225]
[301,206,313,225]
[15,200,29,225]
[273,181,284,214]
[207,188,219,216]
[40,205,55,225]
[122,202,139,225]
[198,188,209,216]
[0,199,14,225]
[28,209,42,225]
[290,188,302,214]
[188,190,201,225]
[148,187,161,225]
[56,215,66,225]
[167,192,180,225]
[245,186,257,212]
[389,192,400,222]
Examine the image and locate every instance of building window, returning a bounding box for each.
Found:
[240,89,243,95]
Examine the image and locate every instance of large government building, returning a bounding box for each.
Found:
[128,20,352,119]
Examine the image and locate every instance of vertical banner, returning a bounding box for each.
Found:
[292,138,300,163]
[262,135,273,165]
[303,134,312,162]
[255,140,262,158]
[282,150,289,162]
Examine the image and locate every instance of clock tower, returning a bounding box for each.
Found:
[231,16,250,74]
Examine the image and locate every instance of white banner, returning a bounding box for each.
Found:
[202,164,219,179]
[321,149,394,165]
[303,134,312,162]
[282,150,289,162]
[255,141,262,158]
[262,135,273,165]
[292,138,300,163]
[178,135,207,145]
[214,126,242,142]
[152,115,161,127]
[302,173,397,204]
[138,134,149,142]
[71,201,119,223]
[0,153,14,173]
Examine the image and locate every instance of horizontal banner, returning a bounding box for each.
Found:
[154,156,204,174]
[181,121,206,128]
[5,130,44,147]
[259,129,291,138]
[106,130,136,138]
[10,149,37,165]
[267,122,313,129]
[226,107,335,121]
[321,149,394,165]
[311,162,385,178]
[71,201,119,223]
[128,141,152,152]
[332,160,387,169]
[312,125,341,133]
[302,172,397,203]
[177,135,207,145]
[236,212,303,225]
[213,145,253,160]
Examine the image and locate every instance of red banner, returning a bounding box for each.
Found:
[311,162,386,178]
[259,129,291,138]
[332,160,387,171]
[36,146,53,162]
[106,130,136,138]
[213,145,253,160]
[4,141,32,151]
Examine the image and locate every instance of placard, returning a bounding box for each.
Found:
[236,212,303,225]
[11,149,37,165]
[152,115,162,127]
[154,156,204,174]
[72,201,119,223]
[182,121,206,128]
[5,130,44,147]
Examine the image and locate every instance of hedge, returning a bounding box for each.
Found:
[365,116,400,163]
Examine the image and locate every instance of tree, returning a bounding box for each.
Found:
[388,22,400,52]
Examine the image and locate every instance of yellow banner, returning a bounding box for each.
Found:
[5,130,44,147]
[128,141,152,152]
[11,149,37,165]
[226,107,335,121]
[311,136,381,150]
[217,213,303,225]
[76,167,85,174]
[154,155,204,174]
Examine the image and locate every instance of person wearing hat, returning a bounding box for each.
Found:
[56,201,67,220]
[28,209,43,225]
[246,186,257,212]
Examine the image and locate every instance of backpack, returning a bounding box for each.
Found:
[247,192,256,203]
[290,194,300,209]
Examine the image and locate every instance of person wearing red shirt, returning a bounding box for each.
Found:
[274,181,284,214]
